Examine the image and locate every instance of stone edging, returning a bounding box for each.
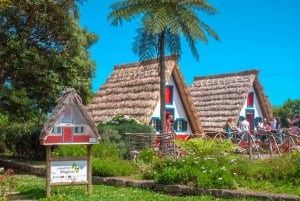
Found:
[92,176,300,201]
[0,159,299,200]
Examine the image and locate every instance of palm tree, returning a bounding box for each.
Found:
[108,0,220,136]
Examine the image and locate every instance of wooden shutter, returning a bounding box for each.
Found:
[182,120,188,131]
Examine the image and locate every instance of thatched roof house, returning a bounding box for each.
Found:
[190,70,273,132]
[87,55,203,135]
[40,88,100,145]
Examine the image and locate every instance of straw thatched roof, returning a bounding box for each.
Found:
[190,70,273,131]
[40,88,100,141]
[87,55,203,134]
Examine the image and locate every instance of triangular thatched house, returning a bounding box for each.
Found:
[40,88,100,145]
[190,70,273,132]
[87,55,203,136]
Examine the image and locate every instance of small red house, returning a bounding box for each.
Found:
[40,88,100,145]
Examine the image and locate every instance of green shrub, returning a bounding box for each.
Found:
[1,123,45,160]
[176,138,238,157]
[92,142,120,158]
[52,145,86,157]
[97,114,154,159]
[92,157,138,177]
[137,148,156,164]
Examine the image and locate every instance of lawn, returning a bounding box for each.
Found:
[8,174,262,201]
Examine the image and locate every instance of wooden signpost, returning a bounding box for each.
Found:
[39,89,100,197]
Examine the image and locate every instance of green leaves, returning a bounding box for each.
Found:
[0,0,97,125]
[108,0,219,62]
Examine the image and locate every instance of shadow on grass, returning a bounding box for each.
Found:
[13,188,46,200]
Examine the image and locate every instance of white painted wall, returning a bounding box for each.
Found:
[152,75,192,134]
[240,86,264,129]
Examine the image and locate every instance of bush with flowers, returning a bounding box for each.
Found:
[0,167,14,200]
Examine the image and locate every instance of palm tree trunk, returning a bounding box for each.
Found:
[159,29,167,152]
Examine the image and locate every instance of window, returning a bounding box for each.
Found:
[52,127,62,134]
[165,86,173,105]
[74,126,84,134]
[151,118,161,132]
[174,119,187,132]
[247,92,254,107]
[62,107,72,123]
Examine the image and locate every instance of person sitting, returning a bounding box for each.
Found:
[287,113,300,134]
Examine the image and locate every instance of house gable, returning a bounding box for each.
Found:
[40,89,100,145]
[151,75,193,134]
[190,70,272,132]
[87,55,203,134]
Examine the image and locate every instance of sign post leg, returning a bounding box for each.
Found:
[87,145,92,195]
[46,145,51,197]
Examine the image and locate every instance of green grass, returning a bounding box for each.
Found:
[10,174,261,201]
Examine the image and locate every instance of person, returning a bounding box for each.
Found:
[166,114,174,133]
[264,123,271,131]
[257,118,265,142]
[287,113,300,127]
[275,117,283,144]
[269,117,277,131]
[241,118,250,132]
[257,119,264,130]
[287,113,300,134]
[224,117,236,140]
[240,117,250,141]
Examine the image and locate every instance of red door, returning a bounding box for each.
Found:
[246,110,254,132]
[63,127,73,143]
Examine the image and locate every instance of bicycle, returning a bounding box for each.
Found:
[278,129,300,154]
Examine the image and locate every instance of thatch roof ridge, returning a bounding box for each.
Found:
[253,77,273,120]
[193,69,259,81]
[114,54,179,70]
[40,88,100,140]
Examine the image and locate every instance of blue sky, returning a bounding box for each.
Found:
[78,0,300,107]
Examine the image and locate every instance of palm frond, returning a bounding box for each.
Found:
[180,0,219,15]
[108,0,219,63]
[132,28,158,61]
[176,5,208,42]
[165,29,182,57]
[108,1,152,26]
[198,21,220,41]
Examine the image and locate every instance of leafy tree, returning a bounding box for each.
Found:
[108,0,220,136]
[273,99,300,128]
[0,0,11,8]
[0,0,98,126]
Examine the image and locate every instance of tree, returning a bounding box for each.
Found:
[273,99,300,128]
[0,0,98,125]
[108,0,220,134]
[0,0,11,8]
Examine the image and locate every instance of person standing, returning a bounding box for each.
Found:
[241,118,250,132]
[166,114,174,133]
[224,117,236,140]
[240,117,250,141]
[270,117,277,131]
[275,117,283,144]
